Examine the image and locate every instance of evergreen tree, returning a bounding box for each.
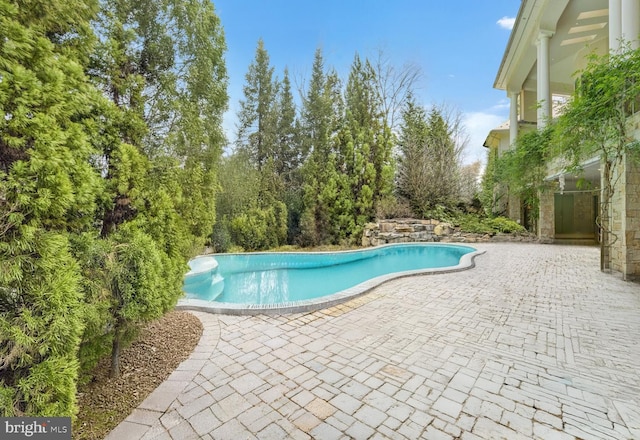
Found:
[397,98,464,215]
[299,49,346,245]
[167,0,228,251]
[0,0,103,416]
[236,38,278,170]
[275,68,302,181]
[424,106,463,205]
[276,68,305,242]
[479,145,501,216]
[90,0,227,248]
[82,0,227,377]
[336,54,394,240]
[227,39,289,250]
[397,97,431,213]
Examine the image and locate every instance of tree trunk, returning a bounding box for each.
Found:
[110,333,121,378]
[600,161,612,272]
[601,227,608,272]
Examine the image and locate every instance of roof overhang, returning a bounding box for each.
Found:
[494,0,609,94]
[482,120,536,149]
[544,156,601,187]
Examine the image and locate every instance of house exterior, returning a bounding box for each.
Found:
[485,0,640,280]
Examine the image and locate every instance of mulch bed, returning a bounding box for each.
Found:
[74,311,203,440]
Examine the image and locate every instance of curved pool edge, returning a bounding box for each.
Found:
[176,246,486,316]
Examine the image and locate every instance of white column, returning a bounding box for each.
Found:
[509,91,519,146]
[610,0,622,51]
[622,0,640,49]
[536,31,553,128]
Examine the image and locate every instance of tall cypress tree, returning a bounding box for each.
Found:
[227,38,289,250]
[81,0,228,377]
[167,0,228,251]
[397,98,463,214]
[336,54,394,240]
[275,68,301,181]
[299,49,347,245]
[236,38,278,171]
[0,0,103,416]
[424,107,461,206]
[397,96,431,213]
[275,68,305,242]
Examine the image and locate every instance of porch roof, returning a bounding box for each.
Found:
[482,120,536,149]
[494,0,609,95]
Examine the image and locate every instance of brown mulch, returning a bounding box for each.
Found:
[74,311,203,440]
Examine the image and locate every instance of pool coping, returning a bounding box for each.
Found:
[176,244,486,315]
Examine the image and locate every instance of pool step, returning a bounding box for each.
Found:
[207,273,225,301]
[183,256,224,301]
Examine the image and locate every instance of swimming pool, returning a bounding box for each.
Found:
[178,243,483,315]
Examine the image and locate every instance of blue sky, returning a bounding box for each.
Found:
[213,0,520,164]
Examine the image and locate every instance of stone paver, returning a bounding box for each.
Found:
[105,243,640,440]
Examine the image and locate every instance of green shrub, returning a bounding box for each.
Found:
[229,203,288,251]
[454,214,525,234]
[229,210,269,251]
[0,232,84,417]
[421,205,458,224]
[70,233,113,382]
[455,214,490,234]
[211,219,232,253]
[107,225,184,377]
[487,216,526,233]
[376,196,415,219]
[272,201,288,246]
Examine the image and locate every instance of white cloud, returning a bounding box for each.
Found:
[497,16,516,30]
[491,99,510,111]
[462,111,505,164]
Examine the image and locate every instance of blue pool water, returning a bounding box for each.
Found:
[183,243,476,306]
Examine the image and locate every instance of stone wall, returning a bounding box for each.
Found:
[361,219,535,247]
[609,152,640,280]
[507,193,522,225]
[608,112,640,280]
[537,184,555,243]
[624,157,640,279]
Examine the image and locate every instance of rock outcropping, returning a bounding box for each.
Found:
[361,219,534,247]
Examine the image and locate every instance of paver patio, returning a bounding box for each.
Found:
[105,243,640,440]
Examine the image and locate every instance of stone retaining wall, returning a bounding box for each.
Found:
[361,219,535,247]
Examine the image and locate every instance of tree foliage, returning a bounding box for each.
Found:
[553,45,640,269]
[335,54,394,240]
[553,47,640,170]
[396,97,466,216]
[458,161,482,205]
[299,49,344,245]
[1,0,227,415]
[479,145,504,217]
[222,40,291,250]
[0,0,102,416]
[80,0,227,378]
[236,38,278,170]
[106,224,182,377]
[495,127,551,229]
[221,43,467,248]
[275,69,303,180]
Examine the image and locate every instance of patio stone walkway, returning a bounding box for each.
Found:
[105,243,640,440]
